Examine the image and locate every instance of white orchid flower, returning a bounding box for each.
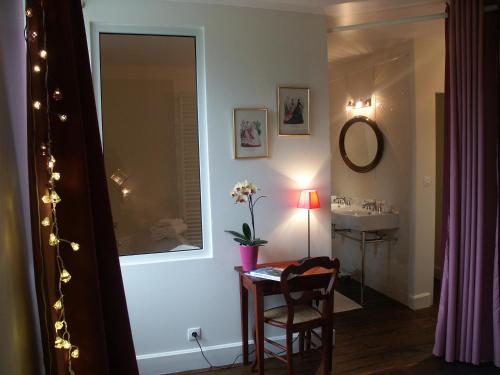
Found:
[248,182,258,194]
[226,180,268,247]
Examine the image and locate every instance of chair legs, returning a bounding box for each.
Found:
[299,330,304,357]
[306,329,312,350]
[286,330,294,375]
[253,325,332,374]
[321,324,333,375]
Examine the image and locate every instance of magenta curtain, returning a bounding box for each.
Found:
[433,0,499,367]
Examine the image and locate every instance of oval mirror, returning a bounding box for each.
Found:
[339,116,384,173]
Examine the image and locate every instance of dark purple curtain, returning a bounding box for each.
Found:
[27,0,139,373]
[433,0,499,367]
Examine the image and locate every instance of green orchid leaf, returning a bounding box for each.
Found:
[252,240,268,246]
[242,223,252,240]
[225,230,247,240]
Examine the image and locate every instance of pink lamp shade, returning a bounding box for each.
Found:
[297,189,320,209]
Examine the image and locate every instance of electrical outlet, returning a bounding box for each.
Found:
[187,327,201,341]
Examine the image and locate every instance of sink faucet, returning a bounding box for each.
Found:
[362,200,377,211]
[333,196,351,206]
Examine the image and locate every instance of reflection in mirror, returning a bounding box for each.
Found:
[100,33,203,256]
[344,121,378,166]
[339,116,383,173]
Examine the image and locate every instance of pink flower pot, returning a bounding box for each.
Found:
[240,245,259,272]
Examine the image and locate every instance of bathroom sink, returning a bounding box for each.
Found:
[331,205,399,231]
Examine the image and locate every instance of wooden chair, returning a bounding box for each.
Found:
[253,257,340,374]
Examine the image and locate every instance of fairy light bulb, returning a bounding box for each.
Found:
[42,194,51,204]
[58,114,68,122]
[49,233,59,246]
[60,269,71,283]
[54,321,64,331]
[52,88,63,101]
[41,217,50,226]
[70,242,80,251]
[29,31,38,41]
[62,340,72,350]
[33,101,42,110]
[39,49,47,59]
[54,336,64,349]
[71,348,80,358]
[53,299,63,310]
[33,65,41,73]
[48,155,56,169]
[51,172,61,181]
[25,8,33,17]
[50,191,61,204]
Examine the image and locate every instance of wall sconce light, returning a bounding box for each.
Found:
[346,97,373,111]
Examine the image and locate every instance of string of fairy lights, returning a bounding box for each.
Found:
[25,2,80,373]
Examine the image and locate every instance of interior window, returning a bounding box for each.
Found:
[99,33,203,256]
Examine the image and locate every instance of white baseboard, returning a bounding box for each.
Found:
[408,292,432,310]
[137,339,248,375]
[137,330,334,374]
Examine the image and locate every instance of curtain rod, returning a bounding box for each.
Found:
[327,4,498,34]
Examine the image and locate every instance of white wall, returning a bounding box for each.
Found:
[410,36,444,309]
[83,1,331,373]
[0,0,43,373]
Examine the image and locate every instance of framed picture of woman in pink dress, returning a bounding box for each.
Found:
[278,86,310,135]
[233,108,269,159]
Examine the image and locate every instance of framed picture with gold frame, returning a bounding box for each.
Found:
[233,108,269,159]
[278,86,310,135]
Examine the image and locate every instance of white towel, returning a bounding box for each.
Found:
[150,217,188,241]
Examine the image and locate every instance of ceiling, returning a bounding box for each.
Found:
[326,0,445,61]
[167,0,446,62]
[167,0,444,16]
[328,17,444,62]
[99,1,445,66]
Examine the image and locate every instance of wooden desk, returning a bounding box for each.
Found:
[235,261,334,374]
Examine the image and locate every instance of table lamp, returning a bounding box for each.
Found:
[297,189,320,259]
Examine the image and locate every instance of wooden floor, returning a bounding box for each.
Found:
[176,278,498,375]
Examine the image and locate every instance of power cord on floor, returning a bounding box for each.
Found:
[192,332,254,370]
[192,331,299,370]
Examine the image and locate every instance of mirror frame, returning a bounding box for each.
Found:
[339,115,384,173]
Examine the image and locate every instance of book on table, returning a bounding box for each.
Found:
[246,266,284,281]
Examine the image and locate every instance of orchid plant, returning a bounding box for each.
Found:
[225,180,268,247]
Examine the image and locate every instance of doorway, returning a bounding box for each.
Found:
[327,1,445,309]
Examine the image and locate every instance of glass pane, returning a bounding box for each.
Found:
[100,33,203,256]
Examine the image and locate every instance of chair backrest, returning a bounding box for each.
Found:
[280,257,340,322]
